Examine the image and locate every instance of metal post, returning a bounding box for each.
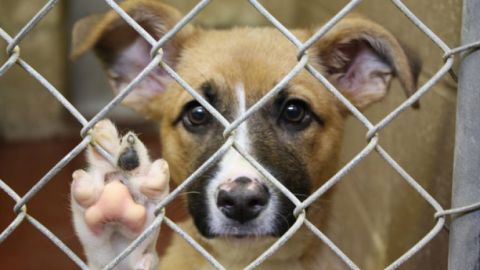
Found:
[449,1,480,269]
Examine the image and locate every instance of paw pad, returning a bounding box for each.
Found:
[139,160,170,199]
[84,181,147,235]
[72,170,98,208]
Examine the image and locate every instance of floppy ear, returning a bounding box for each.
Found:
[71,0,194,115]
[312,17,421,111]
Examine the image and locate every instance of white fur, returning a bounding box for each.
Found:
[235,83,249,150]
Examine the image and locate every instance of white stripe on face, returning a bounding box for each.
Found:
[204,83,278,236]
[206,82,254,204]
[235,82,249,150]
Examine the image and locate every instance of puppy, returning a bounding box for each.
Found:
[70,0,420,269]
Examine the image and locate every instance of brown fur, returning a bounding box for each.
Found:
[72,1,420,269]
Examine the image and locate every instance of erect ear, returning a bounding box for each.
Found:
[71,0,194,116]
[312,16,421,112]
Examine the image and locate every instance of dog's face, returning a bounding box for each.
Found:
[156,28,347,238]
[72,0,419,239]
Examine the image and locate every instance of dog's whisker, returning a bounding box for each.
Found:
[274,213,292,231]
[178,191,202,196]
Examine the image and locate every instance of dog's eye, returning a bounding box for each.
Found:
[182,102,210,131]
[279,99,312,131]
[284,102,305,122]
[188,106,208,125]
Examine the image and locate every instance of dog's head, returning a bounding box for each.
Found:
[72,0,420,239]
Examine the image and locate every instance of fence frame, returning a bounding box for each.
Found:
[448,0,480,269]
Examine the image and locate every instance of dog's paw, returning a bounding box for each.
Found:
[134,253,157,270]
[71,119,168,270]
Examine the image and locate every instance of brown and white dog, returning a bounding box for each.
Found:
[70,0,420,269]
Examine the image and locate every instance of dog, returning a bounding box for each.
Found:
[70,0,420,269]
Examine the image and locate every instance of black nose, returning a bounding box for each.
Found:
[216,177,270,223]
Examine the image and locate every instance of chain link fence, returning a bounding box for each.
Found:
[1,0,479,269]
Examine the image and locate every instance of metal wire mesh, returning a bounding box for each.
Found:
[1,0,480,269]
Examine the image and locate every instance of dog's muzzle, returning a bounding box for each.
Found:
[216,177,270,224]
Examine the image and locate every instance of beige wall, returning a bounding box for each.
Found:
[303,1,459,269]
[0,0,461,268]
[0,0,69,140]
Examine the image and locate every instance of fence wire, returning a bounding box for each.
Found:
[1,0,480,269]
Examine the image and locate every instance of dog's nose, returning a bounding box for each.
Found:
[216,177,270,223]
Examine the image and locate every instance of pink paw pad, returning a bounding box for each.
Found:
[72,170,98,208]
[138,160,170,199]
[84,181,147,235]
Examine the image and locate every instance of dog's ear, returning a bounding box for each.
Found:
[71,0,194,115]
[312,17,421,112]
